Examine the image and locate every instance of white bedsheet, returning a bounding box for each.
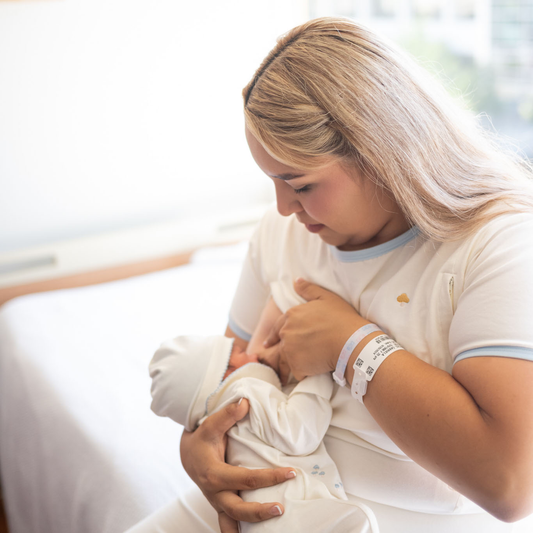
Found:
[0,242,248,533]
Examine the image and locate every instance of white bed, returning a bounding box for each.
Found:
[0,242,248,533]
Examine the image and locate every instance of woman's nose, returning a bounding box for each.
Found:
[274,181,303,217]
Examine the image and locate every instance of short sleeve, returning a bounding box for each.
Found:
[227,212,274,341]
[450,214,533,364]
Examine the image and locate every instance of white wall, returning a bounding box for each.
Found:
[0,0,308,253]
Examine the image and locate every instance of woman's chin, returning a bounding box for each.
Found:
[316,230,348,248]
[320,232,369,251]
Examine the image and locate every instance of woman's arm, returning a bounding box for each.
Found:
[246,297,283,355]
[225,324,250,351]
[263,278,533,522]
[363,349,533,523]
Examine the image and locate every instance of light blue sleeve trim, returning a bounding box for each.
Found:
[454,346,533,365]
[227,315,253,342]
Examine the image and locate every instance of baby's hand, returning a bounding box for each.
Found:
[224,344,259,379]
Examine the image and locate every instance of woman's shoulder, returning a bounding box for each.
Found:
[443,210,533,287]
[458,210,533,257]
[475,210,533,235]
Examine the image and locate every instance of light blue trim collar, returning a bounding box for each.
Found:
[328,227,420,263]
[454,346,533,365]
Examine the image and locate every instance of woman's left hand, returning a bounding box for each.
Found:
[260,278,370,383]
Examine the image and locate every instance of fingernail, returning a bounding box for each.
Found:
[237,398,243,406]
[270,505,283,516]
[286,470,297,479]
[263,340,268,346]
[294,277,303,283]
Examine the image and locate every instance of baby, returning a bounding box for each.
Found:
[222,342,259,379]
[149,299,379,533]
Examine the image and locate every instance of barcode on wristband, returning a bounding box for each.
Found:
[372,340,401,360]
[352,334,404,402]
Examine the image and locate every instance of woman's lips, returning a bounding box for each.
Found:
[305,223,325,233]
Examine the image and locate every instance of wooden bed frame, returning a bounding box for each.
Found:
[0,251,193,308]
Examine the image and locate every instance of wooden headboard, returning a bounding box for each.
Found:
[0,251,193,308]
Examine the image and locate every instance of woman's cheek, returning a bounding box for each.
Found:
[305,194,337,223]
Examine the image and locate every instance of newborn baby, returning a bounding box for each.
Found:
[223,343,259,379]
[149,301,379,533]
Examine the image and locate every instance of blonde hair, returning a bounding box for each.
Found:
[243,17,533,242]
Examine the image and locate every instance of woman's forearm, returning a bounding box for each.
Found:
[263,279,533,521]
[345,335,533,522]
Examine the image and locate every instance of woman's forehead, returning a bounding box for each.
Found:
[245,127,303,176]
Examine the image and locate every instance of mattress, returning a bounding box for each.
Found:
[0,242,248,533]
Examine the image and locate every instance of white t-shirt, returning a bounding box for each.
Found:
[228,206,533,516]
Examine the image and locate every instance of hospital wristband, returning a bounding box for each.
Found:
[333,323,381,387]
[351,334,403,403]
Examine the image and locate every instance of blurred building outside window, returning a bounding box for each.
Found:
[308,0,533,159]
[373,0,397,17]
[412,0,440,18]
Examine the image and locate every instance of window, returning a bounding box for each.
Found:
[373,0,397,18]
[455,0,475,18]
[412,0,440,18]
[308,0,533,158]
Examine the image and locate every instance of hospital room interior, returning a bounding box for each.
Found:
[1,0,532,532]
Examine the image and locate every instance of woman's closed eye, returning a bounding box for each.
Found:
[294,185,312,194]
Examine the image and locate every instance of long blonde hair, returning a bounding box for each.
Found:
[243,17,533,242]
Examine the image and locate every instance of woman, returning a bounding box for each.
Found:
[129,17,533,533]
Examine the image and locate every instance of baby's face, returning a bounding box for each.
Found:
[224,345,259,379]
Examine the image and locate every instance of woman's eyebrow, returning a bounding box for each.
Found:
[271,173,306,180]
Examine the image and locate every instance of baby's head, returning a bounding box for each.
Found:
[224,344,259,379]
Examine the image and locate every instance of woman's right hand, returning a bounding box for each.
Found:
[180,398,296,533]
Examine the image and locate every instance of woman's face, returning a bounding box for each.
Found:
[245,128,410,251]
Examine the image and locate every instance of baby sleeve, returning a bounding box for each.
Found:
[215,370,334,456]
[249,373,334,456]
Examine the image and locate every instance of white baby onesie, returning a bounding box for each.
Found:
[149,335,379,533]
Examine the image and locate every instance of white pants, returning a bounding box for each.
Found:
[125,488,219,533]
[125,485,532,533]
